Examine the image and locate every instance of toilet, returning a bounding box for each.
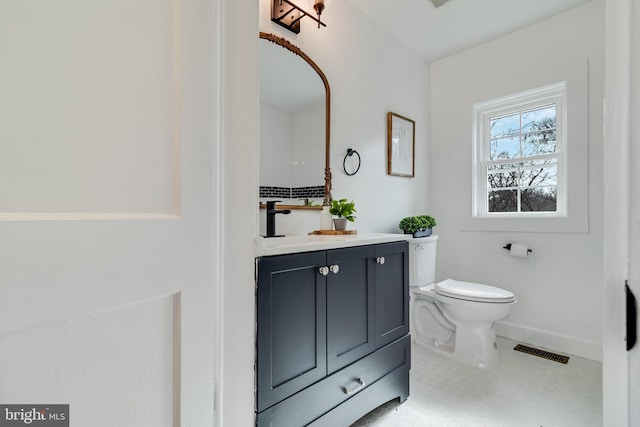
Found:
[409,235,516,369]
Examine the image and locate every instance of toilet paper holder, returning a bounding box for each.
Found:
[503,243,532,253]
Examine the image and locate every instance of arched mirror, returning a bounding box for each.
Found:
[259,32,331,208]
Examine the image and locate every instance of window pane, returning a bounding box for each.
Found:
[490,114,519,139]
[488,190,518,212]
[523,129,556,156]
[490,136,519,160]
[521,105,556,157]
[521,187,557,212]
[521,165,557,187]
[521,105,555,133]
[488,171,518,189]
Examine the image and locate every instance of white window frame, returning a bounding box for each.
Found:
[473,82,568,219]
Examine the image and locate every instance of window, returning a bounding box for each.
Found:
[473,83,566,218]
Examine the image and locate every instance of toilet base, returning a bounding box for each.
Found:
[451,322,501,369]
[411,296,455,351]
[410,286,510,370]
[412,331,454,354]
[412,322,502,369]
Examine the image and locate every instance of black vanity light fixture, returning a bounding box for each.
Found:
[271,0,327,34]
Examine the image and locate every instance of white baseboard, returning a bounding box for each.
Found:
[496,321,602,362]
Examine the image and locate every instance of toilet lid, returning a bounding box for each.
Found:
[435,279,515,303]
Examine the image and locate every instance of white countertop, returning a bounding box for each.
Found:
[255,233,411,257]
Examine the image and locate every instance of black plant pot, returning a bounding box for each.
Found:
[409,228,432,238]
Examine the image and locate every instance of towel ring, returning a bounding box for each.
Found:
[343,148,361,176]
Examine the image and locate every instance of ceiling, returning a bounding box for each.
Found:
[347,0,592,62]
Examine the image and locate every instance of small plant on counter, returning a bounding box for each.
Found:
[329,198,357,222]
[398,215,437,237]
[330,198,356,231]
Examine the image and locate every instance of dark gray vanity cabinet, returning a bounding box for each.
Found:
[256,250,328,412]
[256,241,410,427]
[326,245,376,374]
[373,243,410,348]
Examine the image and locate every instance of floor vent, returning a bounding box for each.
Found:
[513,344,570,364]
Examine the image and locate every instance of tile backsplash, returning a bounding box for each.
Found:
[260,185,324,199]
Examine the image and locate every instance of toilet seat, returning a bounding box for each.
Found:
[434,279,515,303]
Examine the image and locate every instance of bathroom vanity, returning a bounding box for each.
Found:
[255,234,411,426]
[256,34,410,426]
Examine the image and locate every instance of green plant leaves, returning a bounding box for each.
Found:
[398,215,437,233]
[329,198,357,222]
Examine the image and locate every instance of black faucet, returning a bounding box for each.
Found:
[265,201,291,238]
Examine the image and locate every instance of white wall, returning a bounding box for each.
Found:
[258,0,431,236]
[430,1,605,360]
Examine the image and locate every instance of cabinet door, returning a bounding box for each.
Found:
[326,245,375,373]
[374,242,409,348]
[256,251,327,412]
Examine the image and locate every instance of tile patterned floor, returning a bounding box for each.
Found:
[352,337,602,427]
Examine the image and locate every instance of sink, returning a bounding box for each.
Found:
[255,233,411,257]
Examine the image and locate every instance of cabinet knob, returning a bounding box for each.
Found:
[319,266,329,276]
[329,264,340,274]
[376,256,385,265]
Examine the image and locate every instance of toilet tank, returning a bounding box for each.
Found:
[409,235,438,287]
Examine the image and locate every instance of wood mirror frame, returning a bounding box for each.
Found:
[259,32,332,207]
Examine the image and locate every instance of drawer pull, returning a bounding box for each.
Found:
[319,266,329,276]
[329,264,340,274]
[342,378,366,395]
[376,256,385,265]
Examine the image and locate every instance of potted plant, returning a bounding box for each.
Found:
[329,198,356,231]
[398,215,437,237]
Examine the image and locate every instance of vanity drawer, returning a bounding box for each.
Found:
[256,335,410,427]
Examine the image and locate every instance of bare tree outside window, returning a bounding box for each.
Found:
[487,105,558,213]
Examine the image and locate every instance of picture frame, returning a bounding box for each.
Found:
[387,112,415,177]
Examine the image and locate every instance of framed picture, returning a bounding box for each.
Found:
[387,112,415,177]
